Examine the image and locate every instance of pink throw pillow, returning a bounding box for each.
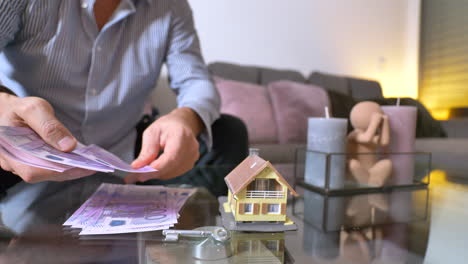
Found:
[268,81,330,144]
[215,78,278,144]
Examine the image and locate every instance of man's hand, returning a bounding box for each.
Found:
[0,93,95,183]
[126,107,203,183]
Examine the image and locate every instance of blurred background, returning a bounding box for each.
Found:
[189,0,420,103]
[181,0,467,121]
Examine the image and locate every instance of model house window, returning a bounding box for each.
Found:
[244,203,253,214]
[256,179,270,191]
[247,179,278,191]
[267,204,280,214]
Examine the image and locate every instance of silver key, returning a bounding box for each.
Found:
[163,227,230,242]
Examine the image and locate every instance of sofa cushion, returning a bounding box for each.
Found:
[268,81,330,144]
[208,62,259,84]
[215,78,278,143]
[260,68,306,86]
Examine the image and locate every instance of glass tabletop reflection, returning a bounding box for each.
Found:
[0,157,467,264]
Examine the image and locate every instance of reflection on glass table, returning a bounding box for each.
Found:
[0,163,468,263]
[302,221,412,264]
[293,186,429,232]
[296,148,432,194]
[145,231,291,264]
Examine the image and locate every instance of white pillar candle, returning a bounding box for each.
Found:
[305,117,348,189]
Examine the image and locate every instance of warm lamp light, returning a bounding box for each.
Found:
[429,108,450,121]
[420,96,451,120]
[377,69,418,99]
[419,85,468,120]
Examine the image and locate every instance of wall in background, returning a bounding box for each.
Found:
[419,0,468,120]
[188,0,421,99]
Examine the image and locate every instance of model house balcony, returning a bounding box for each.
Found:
[245,190,284,198]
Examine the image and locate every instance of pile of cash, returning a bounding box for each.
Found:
[0,126,155,173]
[64,183,196,235]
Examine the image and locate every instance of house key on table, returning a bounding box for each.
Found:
[163,226,233,260]
[162,226,230,242]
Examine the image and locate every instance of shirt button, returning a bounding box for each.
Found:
[82,2,88,8]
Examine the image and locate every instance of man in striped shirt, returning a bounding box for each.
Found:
[0,0,247,233]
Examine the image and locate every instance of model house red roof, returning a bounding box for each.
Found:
[224,155,298,196]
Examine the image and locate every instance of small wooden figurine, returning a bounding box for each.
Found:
[219,149,298,232]
[347,101,392,186]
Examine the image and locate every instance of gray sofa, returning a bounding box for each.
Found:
[207,62,468,182]
[208,62,385,101]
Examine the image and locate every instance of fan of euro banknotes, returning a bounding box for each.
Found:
[0,126,197,235]
[63,183,196,235]
[0,126,156,173]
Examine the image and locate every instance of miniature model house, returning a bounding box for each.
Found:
[224,154,298,223]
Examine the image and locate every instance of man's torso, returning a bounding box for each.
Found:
[0,0,174,161]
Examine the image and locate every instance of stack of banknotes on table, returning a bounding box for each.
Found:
[0,126,155,173]
[64,183,196,235]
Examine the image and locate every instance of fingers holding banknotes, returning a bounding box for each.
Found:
[0,160,95,184]
[0,142,95,183]
[0,94,77,151]
[0,93,94,182]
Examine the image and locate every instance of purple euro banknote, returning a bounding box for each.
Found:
[63,184,117,227]
[78,184,178,232]
[169,187,197,212]
[73,144,156,173]
[64,183,196,235]
[79,223,174,235]
[0,126,113,172]
[0,143,73,172]
[0,126,157,174]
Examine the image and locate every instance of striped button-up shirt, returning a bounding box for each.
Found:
[0,0,220,163]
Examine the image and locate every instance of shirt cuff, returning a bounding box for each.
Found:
[179,101,220,150]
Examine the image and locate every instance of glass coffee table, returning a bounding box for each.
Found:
[0,154,468,264]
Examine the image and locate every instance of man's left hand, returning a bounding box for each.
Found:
[125,107,203,184]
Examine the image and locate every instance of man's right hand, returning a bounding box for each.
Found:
[0,92,95,183]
